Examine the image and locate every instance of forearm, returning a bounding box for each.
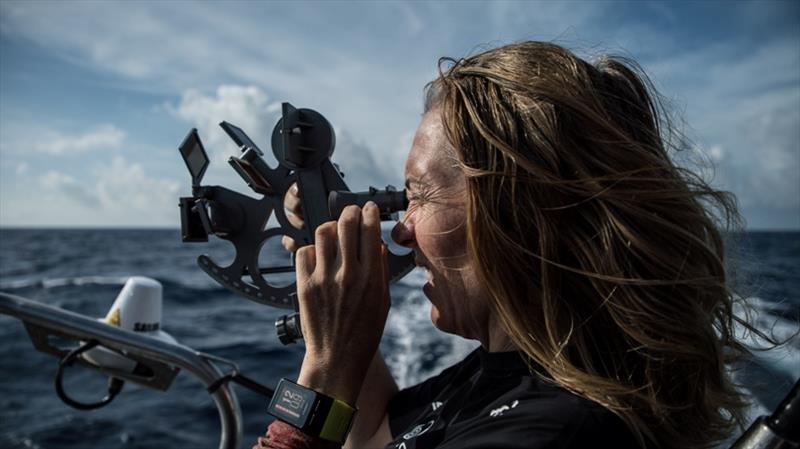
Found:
[264,195,394,449]
[344,351,398,449]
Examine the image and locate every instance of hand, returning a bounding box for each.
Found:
[294,202,391,405]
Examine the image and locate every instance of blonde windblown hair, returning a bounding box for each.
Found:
[425,41,758,448]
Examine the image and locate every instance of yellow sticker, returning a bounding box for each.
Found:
[106,308,121,327]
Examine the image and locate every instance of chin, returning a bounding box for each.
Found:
[429,304,455,335]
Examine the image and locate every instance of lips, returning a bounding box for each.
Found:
[415,257,433,283]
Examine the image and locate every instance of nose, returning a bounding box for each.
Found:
[391,215,416,248]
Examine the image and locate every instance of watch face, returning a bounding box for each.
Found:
[268,380,315,428]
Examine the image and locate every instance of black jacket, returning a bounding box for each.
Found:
[385,347,638,449]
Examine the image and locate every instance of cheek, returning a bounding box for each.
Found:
[437,267,493,339]
[418,212,469,269]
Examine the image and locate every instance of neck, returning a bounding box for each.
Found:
[480,314,517,352]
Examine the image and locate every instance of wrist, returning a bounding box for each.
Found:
[297,357,363,405]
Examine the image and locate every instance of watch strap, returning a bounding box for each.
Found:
[319,398,357,443]
[268,378,357,444]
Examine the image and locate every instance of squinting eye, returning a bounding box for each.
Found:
[409,187,433,203]
[408,193,426,204]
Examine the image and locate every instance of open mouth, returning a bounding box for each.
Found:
[415,258,433,283]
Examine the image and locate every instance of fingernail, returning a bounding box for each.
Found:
[291,184,298,194]
[366,201,377,210]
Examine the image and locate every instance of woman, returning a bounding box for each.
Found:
[257,41,753,449]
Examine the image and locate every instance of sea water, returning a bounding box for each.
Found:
[0,229,797,448]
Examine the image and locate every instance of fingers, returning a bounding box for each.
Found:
[337,205,361,268]
[295,245,316,286]
[286,212,304,230]
[314,221,338,275]
[363,243,390,315]
[284,183,304,229]
[302,203,382,279]
[359,202,381,268]
[282,183,303,251]
[282,235,299,253]
[295,245,317,326]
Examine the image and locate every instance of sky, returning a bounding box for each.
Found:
[0,1,798,229]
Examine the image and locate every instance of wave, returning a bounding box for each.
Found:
[735,296,799,379]
[0,275,131,291]
[383,286,479,388]
[3,272,795,409]
[0,274,233,295]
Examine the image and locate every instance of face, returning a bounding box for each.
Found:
[391,110,493,343]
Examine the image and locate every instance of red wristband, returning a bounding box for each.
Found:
[253,420,341,449]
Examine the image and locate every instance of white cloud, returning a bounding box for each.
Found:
[707,145,725,162]
[332,128,394,191]
[0,1,430,177]
[169,85,277,156]
[32,124,126,155]
[34,157,180,226]
[39,170,100,208]
[1,2,797,227]
[94,156,180,219]
[166,85,282,194]
[632,30,800,220]
[388,129,417,181]
[168,84,393,192]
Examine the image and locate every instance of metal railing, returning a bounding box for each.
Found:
[0,292,243,449]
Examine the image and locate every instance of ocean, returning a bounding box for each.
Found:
[0,229,797,448]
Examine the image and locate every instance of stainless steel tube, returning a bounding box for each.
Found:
[0,293,243,449]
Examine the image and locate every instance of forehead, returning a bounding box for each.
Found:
[405,110,460,187]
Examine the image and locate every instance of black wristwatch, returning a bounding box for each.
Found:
[267,378,357,444]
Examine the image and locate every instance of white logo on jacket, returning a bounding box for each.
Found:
[489,399,519,417]
[402,419,436,440]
